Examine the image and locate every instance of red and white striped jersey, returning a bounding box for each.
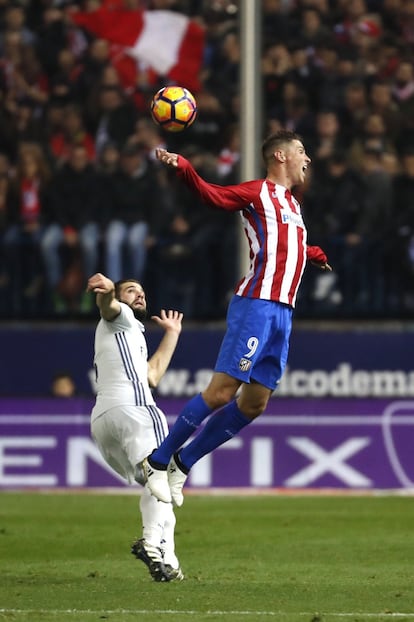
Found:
[177,156,308,307]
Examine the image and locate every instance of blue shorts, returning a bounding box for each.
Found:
[215,295,293,391]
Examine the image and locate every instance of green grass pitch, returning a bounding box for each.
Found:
[1,492,414,621]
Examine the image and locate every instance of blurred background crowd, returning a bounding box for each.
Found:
[1,0,414,321]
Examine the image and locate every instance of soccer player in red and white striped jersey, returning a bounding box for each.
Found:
[141,130,331,507]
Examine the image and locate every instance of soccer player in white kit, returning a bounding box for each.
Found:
[86,272,184,582]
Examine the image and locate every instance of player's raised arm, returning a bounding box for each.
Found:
[147,309,183,388]
[86,273,121,321]
[155,148,256,211]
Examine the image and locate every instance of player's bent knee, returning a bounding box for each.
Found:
[203,387,235,410]
[237,395,270,419]
[239,403,266,420]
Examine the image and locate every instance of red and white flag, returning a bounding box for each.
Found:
[72,7,205,94]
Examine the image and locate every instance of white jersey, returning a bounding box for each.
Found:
[91,303,156,420]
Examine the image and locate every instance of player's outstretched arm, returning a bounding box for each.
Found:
[86,273,121,320]
[156,147,253,211]
[148,310,183,387]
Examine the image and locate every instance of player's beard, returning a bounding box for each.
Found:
[132,306,147,322]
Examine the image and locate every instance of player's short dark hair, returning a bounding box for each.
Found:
[261,130,301,166]
[114,279,142,299]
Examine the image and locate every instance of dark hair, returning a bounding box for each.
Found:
[114,279,142,298]
[261,130,301,167]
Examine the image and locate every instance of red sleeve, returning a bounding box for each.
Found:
[176,156,259,212]
[306,245,328,264]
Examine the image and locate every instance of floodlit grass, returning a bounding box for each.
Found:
[0,492,414,621]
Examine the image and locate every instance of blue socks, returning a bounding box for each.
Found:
[149,395,252,472]
[149,393,213,467]
[179,400,251,470]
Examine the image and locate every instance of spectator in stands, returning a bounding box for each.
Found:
[397,0,414,47]
[261,0,291,48]
[36,5,88,80]
[103,140,167,285]
[304,150,368,313]
[308,108,349,175]
[0,157,17,315]
[358,145,393,313]
[390,148,414,312]
[180,88,228,154]
[0,3,36,55]
[51,47,81,103]
[48,103,96,168]
[337,80,370,145]
[209,27,240,98]
[380,1,404,38]
[333,0,369,46]
[0,28,48,122]
[310,38,346,112]
[391,58,414,152]
[41,142,104,313]
[288,40,323,112]
[270,80,315,143]
[73,38,111,109]
[216,123,240,179]
[3,143,51,315]
[298,6,332,50]
[347,111,397,172]
[262,42,293,117]
[0,83,17,160]
[13,42,49,109]
[391,59,414,109]
[90,67,137,156]
[0,30,25,95]
[133,117,167,163]
[96,140,121,176]
[350,14,384,79]
[4,96,45,162]
[43,96,68,166]
[368,78,401,143]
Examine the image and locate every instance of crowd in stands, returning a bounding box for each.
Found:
[1,0,414,321]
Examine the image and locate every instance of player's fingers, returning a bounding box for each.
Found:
[155,148,166,159]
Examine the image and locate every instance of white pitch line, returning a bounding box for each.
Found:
[1,609,414,618]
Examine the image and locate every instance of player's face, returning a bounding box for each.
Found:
[119,282,147,320]
[286,139,310,185]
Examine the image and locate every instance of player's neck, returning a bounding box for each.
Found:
[266,174,292,191]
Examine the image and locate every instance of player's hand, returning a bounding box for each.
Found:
[155,148,178,167]
[312,261,332,271]
[87,272,115,294]
[307,245,332,271]
[151,309,183,333]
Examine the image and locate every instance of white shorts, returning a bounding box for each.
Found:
[91,404,169,484]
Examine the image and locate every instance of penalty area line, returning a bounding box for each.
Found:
[1,610,414,618]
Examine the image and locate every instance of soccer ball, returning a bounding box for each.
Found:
[151,86,197,133]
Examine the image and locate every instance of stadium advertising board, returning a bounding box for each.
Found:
[1,398,413,490]
[0,326,412,398]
